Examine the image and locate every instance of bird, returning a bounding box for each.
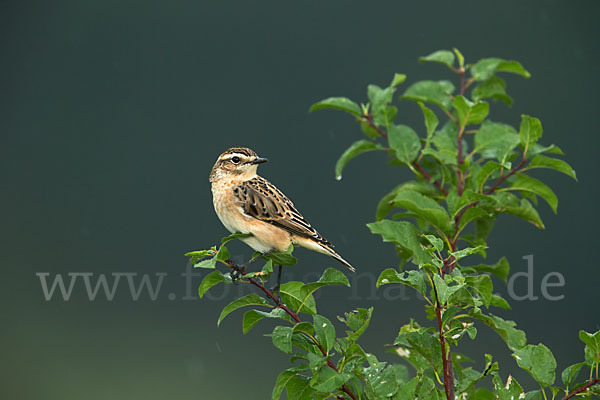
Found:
[209,147,356,280]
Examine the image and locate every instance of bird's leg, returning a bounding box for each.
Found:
[269,265,283,302]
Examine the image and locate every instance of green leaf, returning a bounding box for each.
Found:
[475,161,510,192]
[471,58,531,81]
[368,84,395,110]
[338,308,373,342]
[261,259,274,276]
[310,366,349,393]
[491,372,525,399]
[242,308,291,334]
[285,374,316,400]
[504,174,558,213]
[259,245,297,266]
[579,330,600,367]
[298,268,349,312]
[466,275,493,307]
[519,115,543,152]
[513,343,557,387]
[313,314,336,354]
[217,293,270,326]
[434,274,465,305]
[391,73,407,87]
[221,232,253,244]
[271,326,294,354]
[496,60,531,78]
[423,234,444,252]
[490,294,511,309]
[281,281,317,315]
[561,362,585,389]
[185,249,214,264]
[528,143,564,156]
[364,363,399,397]
[457,208,490,234]
[452,189,494,219]
[198,270,225,298]
[393,190,452,233]
[525,155,577,180]
[453,95,490,126]
[419,50,455,68]
[418,102,439,147]
[194,257,217,269]
[450,245,487,261]
[403,80,455,111]
[388,124,421,164]
[376,181,438,220]
[417,375,443,399]
[492,192,545,229]
[215,244,230,262]
[474,121,520,163]
[472,76,513,105]
[376,268,427,296]
[469,257,510,281]
[367,220,432,265]
[396,377,419,398]
[430,120,459,164]
[272,370,298,400]
[300,267,349,296]
[309,97,361,116]
[453,48,465,68]
[470,309,527,351]
[335,140,382,180]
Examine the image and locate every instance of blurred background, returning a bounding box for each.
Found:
[2,1,598,398]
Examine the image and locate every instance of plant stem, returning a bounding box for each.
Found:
[448,156,528,272]
[363,114,388,139]
[459,67,466,96]
[412,161,449,195]
[432,275,455,400]
[483,157,527,195]
[561,377,600,400]
[225,260,358,400]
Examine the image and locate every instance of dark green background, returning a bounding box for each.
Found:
[2,1,598,399]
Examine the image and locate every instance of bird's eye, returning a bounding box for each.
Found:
[231,156,241,164]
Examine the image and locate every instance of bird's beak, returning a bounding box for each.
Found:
[251,157,268,165]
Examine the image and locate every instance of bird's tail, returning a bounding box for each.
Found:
[294,236,356,272]
[330,250,356,272]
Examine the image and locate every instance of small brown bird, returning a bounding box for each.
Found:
[209,147,355,272]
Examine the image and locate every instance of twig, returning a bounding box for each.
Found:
[363,114,388,139]
[484,157,527,195]
[458,67,466,96]
[224,260,358,400]
[562,377,600,400]
[448,156,528,273]
[431,275,455,400]
[412,161,449,195]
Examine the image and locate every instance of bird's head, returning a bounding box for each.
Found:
[209,147,268,182]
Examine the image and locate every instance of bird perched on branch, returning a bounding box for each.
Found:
[209,147,355,278]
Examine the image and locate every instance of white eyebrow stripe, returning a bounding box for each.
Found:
[222,153,249,160]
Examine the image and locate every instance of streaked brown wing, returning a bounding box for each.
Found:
[233,177,332,247]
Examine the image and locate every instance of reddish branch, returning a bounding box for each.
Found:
[432,276,455,400]
[224,260,358,400]
[412,161,449,195]
[450,156,529,258]
[562,377,600,400]
[484,158,527,195]
[363,114,388,139]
